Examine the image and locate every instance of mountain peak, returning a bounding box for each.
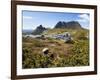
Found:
[55,21,82,29]
[36,25,45,30]
[32,25,47,35]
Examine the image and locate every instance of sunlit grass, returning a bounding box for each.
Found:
[22,28,89,68]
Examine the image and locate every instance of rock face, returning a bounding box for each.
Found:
[42,48,49,55]
[32,25,47,35]
[55,21,82,29]
[51,32,72,42]
[32,21,82,35]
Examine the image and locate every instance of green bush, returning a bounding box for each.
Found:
[67,40,89,66]
[32,40,45,47]
[74,30,88,40]
[22,29,89,68]
[22,40,89,68]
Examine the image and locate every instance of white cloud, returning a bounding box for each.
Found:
[78,14,89,21]
[76,14,90,24]
[76,14,90,22]
[23,16,33,19]
[76,14,90,29]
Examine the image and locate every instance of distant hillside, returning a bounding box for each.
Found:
[22,30,33,35]
[32,25,47,35]
[32,21,83,35]
[55,21,82,29]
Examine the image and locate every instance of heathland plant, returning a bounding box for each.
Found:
[22,28,89,68]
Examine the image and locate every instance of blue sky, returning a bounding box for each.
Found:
[22,11,90,30]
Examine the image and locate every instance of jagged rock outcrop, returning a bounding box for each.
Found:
[55,21,82,29]
[32,25,47,35]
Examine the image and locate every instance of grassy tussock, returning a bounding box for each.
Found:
[22,28,89,68]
